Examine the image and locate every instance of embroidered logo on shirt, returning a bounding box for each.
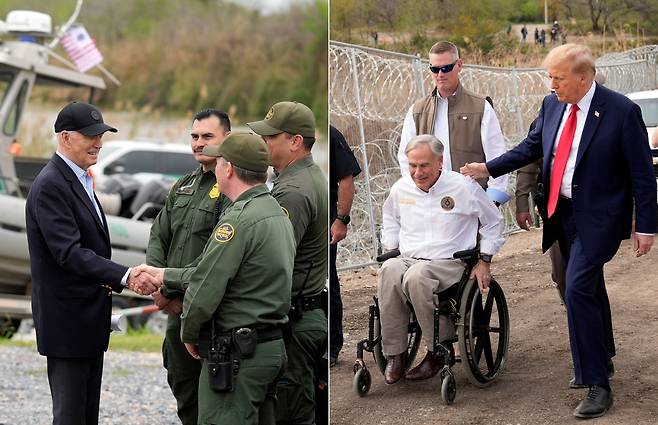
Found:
[214,223,235,243]
[399,198,416,205]
[209,183,219,199]
[441,196,455,210]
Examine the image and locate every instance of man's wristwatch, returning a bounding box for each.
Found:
[479,253,493,263]
[335,214,351,225]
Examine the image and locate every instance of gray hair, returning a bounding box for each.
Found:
[405,134,444,158]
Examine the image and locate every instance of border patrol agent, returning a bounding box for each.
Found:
[249,102,328,425]
[147,109,231,425]
[148,133,296,425]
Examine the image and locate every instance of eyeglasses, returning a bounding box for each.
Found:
[429,61,458,74]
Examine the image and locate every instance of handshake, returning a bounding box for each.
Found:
[127,264,165,295]
[127,265,183,315]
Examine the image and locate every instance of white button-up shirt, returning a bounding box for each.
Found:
[551,81,595,199]
[381,170,505,259]
[398,96,509,203]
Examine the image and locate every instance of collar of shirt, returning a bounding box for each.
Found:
[552,81,596,199]
[573,81,596,116]
[56,151,91,188]
[274,154,314,183]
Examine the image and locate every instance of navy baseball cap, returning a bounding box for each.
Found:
[54,101,117,136]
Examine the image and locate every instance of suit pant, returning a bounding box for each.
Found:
[47,354,104,425]
[377,257,465,356]
[555,197,615,386]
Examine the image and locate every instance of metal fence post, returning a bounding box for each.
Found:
[413,53,425,96]
[510,68,524,138]
[349,47,379,260]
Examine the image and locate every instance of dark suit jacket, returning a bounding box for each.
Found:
[488,83,657,265]
[26,153,128,358]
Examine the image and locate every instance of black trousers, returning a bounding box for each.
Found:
[329,242,343,359]
[47,354,104,425]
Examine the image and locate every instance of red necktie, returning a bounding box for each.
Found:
[547,104,579,218]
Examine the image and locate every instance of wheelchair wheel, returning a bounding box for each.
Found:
[457,277,509,388]
[441,373,457,405]
[372,311,422,375]
[353,367,372,397]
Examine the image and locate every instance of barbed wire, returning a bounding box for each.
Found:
[331,41,658,270]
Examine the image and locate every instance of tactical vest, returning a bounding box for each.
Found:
[411,83,489,188]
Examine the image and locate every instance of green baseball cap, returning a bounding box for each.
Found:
[247,101,316,138]
[202,133,269,172]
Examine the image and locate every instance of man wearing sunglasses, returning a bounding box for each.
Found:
[397,41,509,205]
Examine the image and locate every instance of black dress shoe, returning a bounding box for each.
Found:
[573,385,613,419]
[570,360,615,389]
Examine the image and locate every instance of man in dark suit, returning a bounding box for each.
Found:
[461,44,656,419]
[25,101,159,425]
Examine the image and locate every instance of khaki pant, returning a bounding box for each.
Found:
[377,257,465,356]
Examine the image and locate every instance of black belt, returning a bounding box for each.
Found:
[199,325,282,357]
[559,195,572,202]
[255,326,283,343]
[299,296,323,312]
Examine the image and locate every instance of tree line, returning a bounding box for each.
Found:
[0,0,328,128]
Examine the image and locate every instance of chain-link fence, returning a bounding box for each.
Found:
[331,41,658,270]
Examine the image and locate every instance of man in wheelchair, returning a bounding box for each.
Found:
[378,134,504,385]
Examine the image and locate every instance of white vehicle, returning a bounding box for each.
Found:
[627,89,658,145]
[90,140,196,187]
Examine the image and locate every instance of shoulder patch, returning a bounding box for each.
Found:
[214,223,235,243]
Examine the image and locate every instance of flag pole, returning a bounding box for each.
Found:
[95,64,121,86]
[49,0,84,50]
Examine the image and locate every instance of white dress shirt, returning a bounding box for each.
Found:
[550,81,595,199]
[381,170,505,259]
[398,96,509,203]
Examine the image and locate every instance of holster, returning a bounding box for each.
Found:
[207,332,234,392]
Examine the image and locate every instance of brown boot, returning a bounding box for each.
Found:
[405,350,443,381]
[384,352,406,384]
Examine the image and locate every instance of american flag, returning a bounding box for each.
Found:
[60,25,103,73]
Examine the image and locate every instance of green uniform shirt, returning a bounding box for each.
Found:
[272,154,328,298]
[146,167,230,297]
[171,185,296,342]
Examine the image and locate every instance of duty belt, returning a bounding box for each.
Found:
[299,295,323,312]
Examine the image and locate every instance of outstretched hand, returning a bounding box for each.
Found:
[460,162,491,180]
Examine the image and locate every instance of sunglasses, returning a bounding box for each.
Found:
[429,61,458,74]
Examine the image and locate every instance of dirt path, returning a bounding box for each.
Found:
[330,230,658,424]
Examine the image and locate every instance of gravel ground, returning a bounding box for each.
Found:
[0,345,179,425]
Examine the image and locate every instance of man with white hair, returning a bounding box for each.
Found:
[378,134,504,385]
